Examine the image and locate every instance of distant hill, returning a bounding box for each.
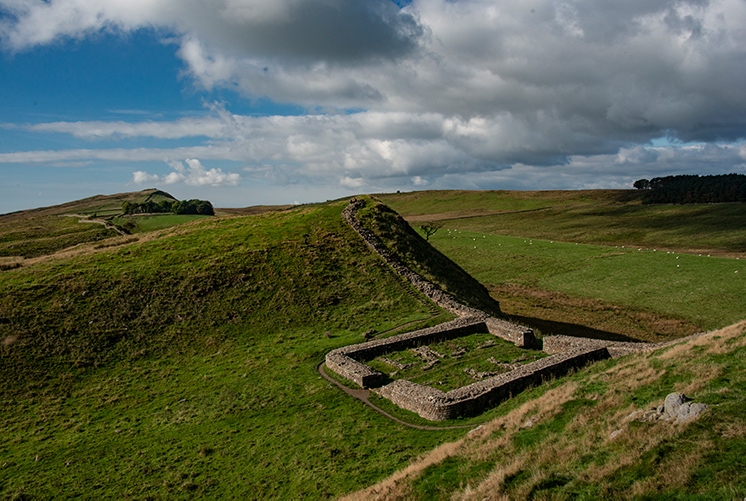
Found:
[0,190,198,259]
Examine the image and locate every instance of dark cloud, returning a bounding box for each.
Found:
[1,0,745,195]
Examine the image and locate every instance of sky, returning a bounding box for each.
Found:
[1,0,745,213]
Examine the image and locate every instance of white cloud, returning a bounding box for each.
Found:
[1,0,745,195]
[27,117,227,140]
[132,158,241,187]
[132,170,160,184]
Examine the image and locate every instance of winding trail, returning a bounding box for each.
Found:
[318,362,477,431]
[65,214,128,236]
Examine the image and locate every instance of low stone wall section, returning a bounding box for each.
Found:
[542,331,710,359]
[374,346,611,421]
[326,316,488,388]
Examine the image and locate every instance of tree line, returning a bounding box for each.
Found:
[633,174,746,204]
[122,198,214,215]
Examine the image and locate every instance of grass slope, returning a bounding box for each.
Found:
[0,189,178,259]
[381,190,745,339]
[380,189,746,257]
[348,321,746,500]
[0,199,475,498]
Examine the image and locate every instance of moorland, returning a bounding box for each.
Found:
[1,188,744,498]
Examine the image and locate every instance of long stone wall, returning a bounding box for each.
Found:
[374,346,611,421]
[327,197,693,421]
[342,198,535,348]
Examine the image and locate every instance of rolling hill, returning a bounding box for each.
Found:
[1,189,744,498]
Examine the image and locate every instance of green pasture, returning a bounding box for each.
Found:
[111,214,211,233]
[425,229,745,333]
[379,189,640,216]
[0,199,494,498]
[382,190,746,256]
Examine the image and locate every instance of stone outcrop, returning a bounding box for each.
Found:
[628,392,709,424]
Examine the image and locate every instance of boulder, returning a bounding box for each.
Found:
[676,402,709,424]
[663,392,688,420]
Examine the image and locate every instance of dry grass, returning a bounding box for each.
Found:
[346,383,580,500]
[345,322,746,500]
[658,321,746,359]
[341,440,467,501]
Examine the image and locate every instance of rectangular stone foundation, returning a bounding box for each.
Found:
[374,346,611,421]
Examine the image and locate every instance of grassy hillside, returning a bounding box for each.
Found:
[0,189,178,259]
[380,189,746,257]
[2,189,744,498]
[348,321,746,500]
[380,190,745,340]
[0,196,500,498]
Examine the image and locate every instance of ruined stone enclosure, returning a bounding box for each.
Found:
[326,198,688,421]
[326,316,612,421]
[324,198,614,421]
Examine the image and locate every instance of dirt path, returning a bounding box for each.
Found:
[318,363,477,431]
[65,214,128,236]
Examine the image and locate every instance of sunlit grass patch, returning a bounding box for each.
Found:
[426,230,744,334]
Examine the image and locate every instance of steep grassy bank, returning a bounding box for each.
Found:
[349,321,746,500]
[0,199,473,498]
[355,199,502,317]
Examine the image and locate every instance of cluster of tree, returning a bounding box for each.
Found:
[122,199,214,215]
[633,174,746,204]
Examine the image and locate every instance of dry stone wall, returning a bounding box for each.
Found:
[374,346,611,421]
[328,198,698,421]
[543,331,710,359]
[326,316,487,388]
[342,198,535,347]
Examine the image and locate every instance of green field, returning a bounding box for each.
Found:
[381,190,745,340]
[426,230,744,337]
[111,214,212,233]
[0,197,499,498]
[380,190,746,256]
[2,189,745,498]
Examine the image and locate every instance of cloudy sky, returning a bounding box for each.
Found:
[1,0,745,213]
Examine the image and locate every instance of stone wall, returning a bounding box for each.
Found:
[374,346,611,421]
[342,198,535,347]
[328,197,698,421]
[543,331,710,359]
[325,316,487,388]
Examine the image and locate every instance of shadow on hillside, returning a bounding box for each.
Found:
[506,314,640,343]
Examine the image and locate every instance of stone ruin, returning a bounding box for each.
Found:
[326,198,703,421]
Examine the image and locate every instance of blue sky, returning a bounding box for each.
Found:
[1,0,745,214]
